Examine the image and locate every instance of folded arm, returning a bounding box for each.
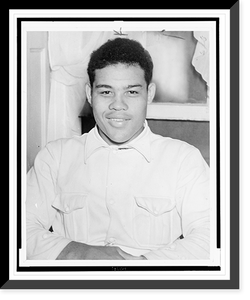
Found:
[26,142,145,260]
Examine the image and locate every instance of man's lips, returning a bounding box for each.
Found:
[106,115,131,126]
[108,118,130,122]
[106,115,131,122]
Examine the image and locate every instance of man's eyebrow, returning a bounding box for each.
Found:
[126,84,143,89]
[95,84,143,89]
[95,84,112,89]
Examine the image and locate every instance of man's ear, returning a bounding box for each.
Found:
[147,82,156,104]
[85,83,92,106]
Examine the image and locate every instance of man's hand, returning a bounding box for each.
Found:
[117,248,147,260]
[56,241,146,260]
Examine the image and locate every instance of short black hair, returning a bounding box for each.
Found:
[87,38,153,87]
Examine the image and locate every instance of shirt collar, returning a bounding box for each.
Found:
[84,121,151,163]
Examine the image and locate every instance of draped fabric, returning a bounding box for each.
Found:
[47,31,209,143]
[192,31,209,86]
[47,32,113,142]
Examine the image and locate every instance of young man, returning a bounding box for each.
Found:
[26,38,210,260]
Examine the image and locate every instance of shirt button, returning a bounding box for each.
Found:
[65,205,70,212]
[109,237,115,243]
[154,210,158,215]
[109,199,115,205]
[166,244,176,250]
[43,233,48,239]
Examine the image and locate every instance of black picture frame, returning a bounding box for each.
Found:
[6,3,239,289]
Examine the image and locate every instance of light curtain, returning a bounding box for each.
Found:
[192,31,209,86]
[47,32,112,142]
[47,31,209,143]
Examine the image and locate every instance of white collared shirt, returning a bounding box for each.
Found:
[26,122,210,260]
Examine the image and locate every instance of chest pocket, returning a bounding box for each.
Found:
[133,196,178,248]
[52,193,88,241]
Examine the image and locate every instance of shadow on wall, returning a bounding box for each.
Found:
[147,119,210,166]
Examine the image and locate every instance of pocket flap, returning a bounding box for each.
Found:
[134,196,175,216]
[52,193,87,214]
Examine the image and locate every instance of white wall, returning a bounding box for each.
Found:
[27,32,50,171]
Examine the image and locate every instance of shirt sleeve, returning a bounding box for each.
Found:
[26,141,71,260]
[143,147,210,260]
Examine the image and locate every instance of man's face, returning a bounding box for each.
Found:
[86,63,155,145]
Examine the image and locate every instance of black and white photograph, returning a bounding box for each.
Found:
[6,6,240,290]
[26,29,212,262]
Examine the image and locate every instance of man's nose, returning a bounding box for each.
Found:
[109,94,128,111]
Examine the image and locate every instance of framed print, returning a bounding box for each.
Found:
[6,4,239,289]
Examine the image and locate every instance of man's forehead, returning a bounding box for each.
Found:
[93,63,146,86]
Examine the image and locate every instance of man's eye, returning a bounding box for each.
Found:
[100,90,112,95]
[127,90,138,95]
